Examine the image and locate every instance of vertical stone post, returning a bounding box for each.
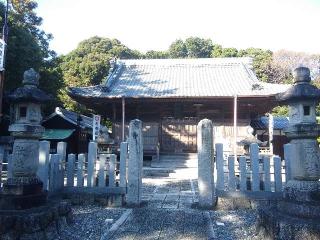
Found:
[77,154,85,187]
[57,142,67,163]
[87,141,97,187]
[127,119,143,206]
[66,154,75,187]
[197,119,216,209]
[37,141,50,191]
[57,142,67,188]
[120,142,128,187]
[98,154,107,188]
[109,154,116,187]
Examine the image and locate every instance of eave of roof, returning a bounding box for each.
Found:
[41,129,75,140]
[43,107,103,129]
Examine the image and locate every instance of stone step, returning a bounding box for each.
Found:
[155,158,198,163]
[159,155,198,159]
[160,153,197,156]
[158,158,198,163]
[151,162,198,168]
[143,167,175,177]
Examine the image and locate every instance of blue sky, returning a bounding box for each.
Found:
[35,0,320,55]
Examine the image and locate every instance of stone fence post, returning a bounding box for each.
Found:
[87,141,97,187]
[37,141,50,190]
[57,142,67,189]
[120,142,128,187]
[127,119,143,206]
[197,119,216,209]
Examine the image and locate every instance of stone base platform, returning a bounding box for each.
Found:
[256,204,320,240]
[60,186,125,207]
[0,178,47,210]
[0,200,72,240]
[0,192,47,210]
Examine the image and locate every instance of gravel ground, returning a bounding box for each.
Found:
[209,209,262,240]
[58,205,126,240]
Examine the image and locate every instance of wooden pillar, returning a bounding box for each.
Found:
[233,94,237,160]
[122,97,125,142]
[112,103,117,121]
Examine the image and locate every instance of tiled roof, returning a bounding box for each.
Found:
[43,107,104,130]
[251,116,289,130]
[69,58,289,99]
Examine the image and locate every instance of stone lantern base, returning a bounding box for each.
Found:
[0,200,72,239]
[257,204,320,240]
[257,180,320,239]
[0,177,47,210]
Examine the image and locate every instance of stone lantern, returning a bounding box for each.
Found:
[279,67,320,182]
[0,68,51,210]
[257,67,320,239]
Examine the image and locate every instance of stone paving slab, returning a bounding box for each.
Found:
[109,174,212,240]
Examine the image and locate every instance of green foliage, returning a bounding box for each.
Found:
[220,47,238,57]
[145,50,169,59]
[169,39,187,58]
[238,48,273,82]
[168,37,214,58]
[271,106,289,116]
[185,37,213,58]
[38,58,64,114]
[211,44,223,57]
[0,0,54,91]
[212,46,275,83]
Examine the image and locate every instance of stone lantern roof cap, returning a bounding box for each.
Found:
[22,68,40,86]
[7,68,51,103]
[276,66,320,104]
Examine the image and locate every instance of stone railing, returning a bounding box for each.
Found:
[32,141,127,206]
[197,119,293,208]
[214,143,292,200]
[0,119,145,207]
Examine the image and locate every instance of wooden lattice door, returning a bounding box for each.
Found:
[160,118,198,153]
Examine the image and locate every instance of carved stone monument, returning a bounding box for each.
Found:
[197,119,216,209]
[257,67,320,239]
[0,68,51,210]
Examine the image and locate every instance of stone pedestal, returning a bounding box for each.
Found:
[257,180,320,239]
[0,178,46,210]
[0,200,72,240]
[0,121,47,210]
[279,180,320,219]
[257,203,320,240]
